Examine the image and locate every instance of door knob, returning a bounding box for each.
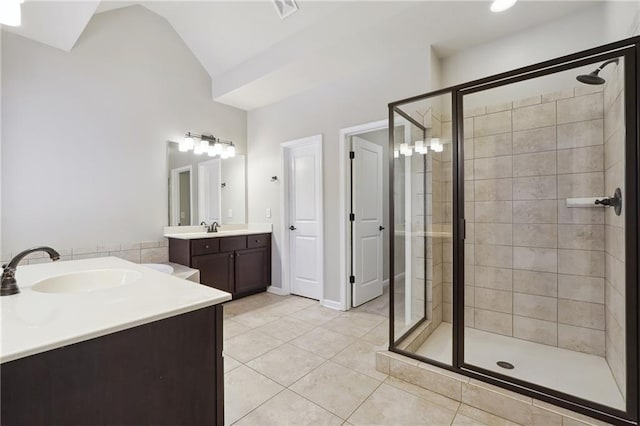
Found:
[289,225,297,231]
[379,226,385,231]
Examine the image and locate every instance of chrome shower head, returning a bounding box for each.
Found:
[576,58,619,85]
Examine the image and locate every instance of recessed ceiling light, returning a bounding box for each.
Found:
[0,0,24,27]
[490,0,518,13]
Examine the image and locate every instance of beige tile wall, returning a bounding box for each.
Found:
[2,239,169,266]
[602,60,626,396]
[450,84,611,356]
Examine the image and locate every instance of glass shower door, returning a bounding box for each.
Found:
[390,92,454,367]
[459,52,633,414]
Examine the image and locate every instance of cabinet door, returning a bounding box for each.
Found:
[234,247,268,294]
[192,253,234,293]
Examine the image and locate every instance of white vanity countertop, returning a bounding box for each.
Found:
[164,223,272,240]
[0,257,231,363]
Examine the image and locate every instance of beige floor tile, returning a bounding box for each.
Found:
[232,308,283,328]
[322,311,386,338]
[360,320,389,346]
[224,319,251,340]
[453,413,488,425]
[456,404,521,426]
[384,377,461,412]
[331,340,388,381]
[289,304,343,325]
[224,354,242,373]
[264,297,318,316]
[224,293,287,317]
[256,316,316,342]
[290,327,354,359]
[347,383,457,425]
[290,361,380,419]
[234,389,342,426]
[224,329,285,363]
[224,365,283,426]
[247,344,326,386]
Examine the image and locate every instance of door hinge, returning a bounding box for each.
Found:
[349,275,355,284]
[349,151,355,159]
[349,213,355,221]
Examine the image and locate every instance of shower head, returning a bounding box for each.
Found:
[576,71,606,85]
[576,58,619,85]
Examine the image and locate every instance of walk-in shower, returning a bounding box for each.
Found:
[388,36,639,425]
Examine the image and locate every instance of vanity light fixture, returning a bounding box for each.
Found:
[430,138,444,152]
[179,132,236,159]
[490,0,517,13]
[0,0,24,27]
[415,140,428,155]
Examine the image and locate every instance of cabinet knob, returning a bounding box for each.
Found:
[256,239,261,243]
[229,254,233,258]
[205,244,210,249]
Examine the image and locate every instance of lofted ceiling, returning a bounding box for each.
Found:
[6,1,602,110]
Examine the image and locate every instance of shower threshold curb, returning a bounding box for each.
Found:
[376,350,612,426]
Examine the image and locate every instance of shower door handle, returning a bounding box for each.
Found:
[594,188,622,216]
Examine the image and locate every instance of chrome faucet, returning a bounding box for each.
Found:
[1,246,61,296]
[200,221,220,233]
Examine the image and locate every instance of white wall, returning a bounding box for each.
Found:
[1,6,247,255]
[441,2,640,89]
[247,46,430,304]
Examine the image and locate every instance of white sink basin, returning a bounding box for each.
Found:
[141,263,174,274]
[31,269,142,294]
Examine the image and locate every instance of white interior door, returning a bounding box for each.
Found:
[198,159,222,224]
[286,138,323,300]
[351,136,384,307]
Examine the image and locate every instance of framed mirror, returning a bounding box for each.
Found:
[167,142,246,226]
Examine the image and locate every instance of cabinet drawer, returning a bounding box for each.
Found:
[220,236,247,252]
[247,234,270,248]
[191,239,220,256]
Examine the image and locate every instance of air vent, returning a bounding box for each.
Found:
[273,0,298,19]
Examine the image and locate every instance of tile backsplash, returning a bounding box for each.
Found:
[1,240,169,266]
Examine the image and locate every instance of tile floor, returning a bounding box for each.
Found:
[222,292,518,425]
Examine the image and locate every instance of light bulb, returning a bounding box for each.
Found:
[415,140,428,154]
[0,0,22,27]
[226,144,236,158]
[490,0,517,13]
[220,149,230,159]
[181,136,194,150]
[400,143,408,155]
[431,138,443,153]
[405,148,413,156]
[194,140,208,155]
[394,150,399,159]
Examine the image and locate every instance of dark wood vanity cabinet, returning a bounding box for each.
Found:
[169,233,271,298]
[1,305,224,425]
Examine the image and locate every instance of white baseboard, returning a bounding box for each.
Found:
[322,299,343,311]
[395,272,405,282]
[267,286,289,296]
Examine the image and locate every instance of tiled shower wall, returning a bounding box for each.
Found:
[603,61,626,395]
[453,84,611,356]
[1,240,170,266]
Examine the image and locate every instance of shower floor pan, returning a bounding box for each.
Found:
[416,323,625,410]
